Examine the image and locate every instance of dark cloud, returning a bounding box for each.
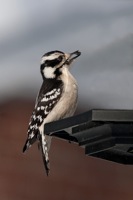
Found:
[0,0,133,109]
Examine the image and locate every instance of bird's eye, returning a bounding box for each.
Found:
[58,56,63,62]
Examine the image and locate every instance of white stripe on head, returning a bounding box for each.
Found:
[41,56,46,65]
[41,54,60,65]
[43,66,56,79]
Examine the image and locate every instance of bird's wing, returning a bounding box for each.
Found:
[23,80,63,153]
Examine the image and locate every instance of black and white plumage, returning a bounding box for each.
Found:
[23,50,81,175]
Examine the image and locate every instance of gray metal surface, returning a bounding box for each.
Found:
[45,109,133,165]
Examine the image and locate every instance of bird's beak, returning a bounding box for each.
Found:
[66,50,81,65]
[70,50,81,60]
[68,51,81,64]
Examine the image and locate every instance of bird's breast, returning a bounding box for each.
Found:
[43,70,78,124]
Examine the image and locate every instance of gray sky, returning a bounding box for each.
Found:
[0,0,133,109]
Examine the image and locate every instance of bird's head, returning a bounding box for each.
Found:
[40,50,81,79]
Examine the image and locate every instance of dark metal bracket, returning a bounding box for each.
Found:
[44,109,133,165]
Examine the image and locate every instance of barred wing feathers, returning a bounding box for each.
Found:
[23,79,63,152]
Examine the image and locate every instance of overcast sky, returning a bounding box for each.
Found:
[0,0,133,109]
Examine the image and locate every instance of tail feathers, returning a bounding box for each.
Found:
[40,144,50,176]
[23,134,38,153]
[39,134,50,176]
[23,131,51,176]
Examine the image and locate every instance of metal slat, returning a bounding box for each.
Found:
[44,109,133,165]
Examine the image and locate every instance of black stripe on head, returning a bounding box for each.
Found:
[45,56,63,67]
[43,50,64,57]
